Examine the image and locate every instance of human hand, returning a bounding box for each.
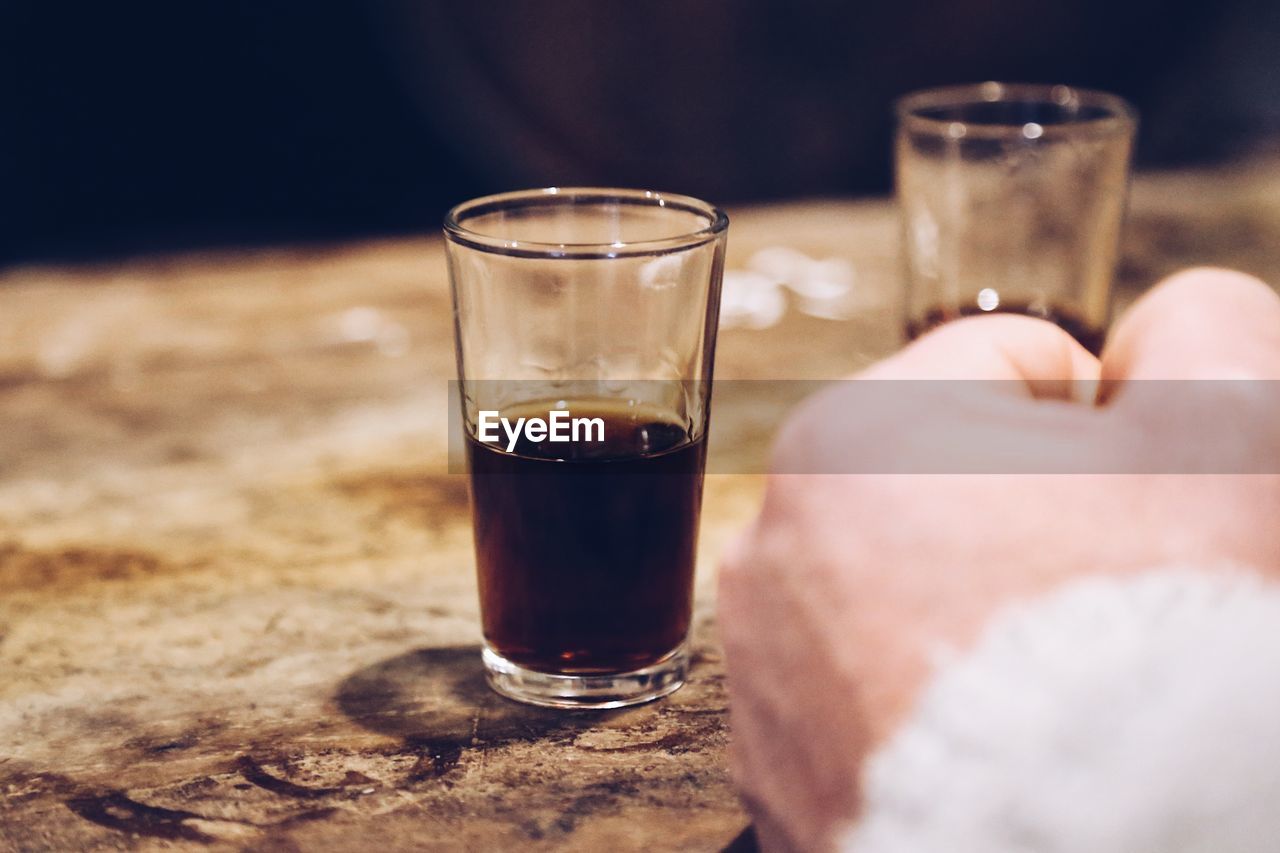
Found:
[719,268,1280,851]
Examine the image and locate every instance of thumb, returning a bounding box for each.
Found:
[866,313,1100,401]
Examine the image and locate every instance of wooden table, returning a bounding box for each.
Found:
[4,154,1280,851]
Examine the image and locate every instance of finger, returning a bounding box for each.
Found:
[868,314,1100,401]
[1099,269,1280,469]
[1103,268,1280,384]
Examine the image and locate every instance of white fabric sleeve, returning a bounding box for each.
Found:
[839,567,1280,853]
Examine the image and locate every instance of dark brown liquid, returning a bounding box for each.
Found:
[466,399,706,675]
[905,300,1106,356]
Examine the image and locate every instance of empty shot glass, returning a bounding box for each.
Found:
[897,82,1137,354]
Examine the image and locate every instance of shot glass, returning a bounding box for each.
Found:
[445,188,728,708]
[896,82,1137,354]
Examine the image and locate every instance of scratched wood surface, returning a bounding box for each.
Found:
[4,154,1280,851]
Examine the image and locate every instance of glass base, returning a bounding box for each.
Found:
[481,644,689,709]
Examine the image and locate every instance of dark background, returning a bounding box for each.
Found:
[3,0,1278,265]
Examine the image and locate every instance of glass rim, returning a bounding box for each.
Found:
[444,187,730,259]
[895,82,1137,139]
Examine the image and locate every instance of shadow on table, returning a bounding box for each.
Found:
[334,645,621,777]
[336,645,753,848]
[722,824,761,852]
